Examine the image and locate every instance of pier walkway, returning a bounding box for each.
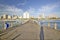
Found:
[0,20,60,40]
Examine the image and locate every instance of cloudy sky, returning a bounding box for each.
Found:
[0,0,60,17]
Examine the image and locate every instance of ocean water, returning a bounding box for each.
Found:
[39,20,60,30]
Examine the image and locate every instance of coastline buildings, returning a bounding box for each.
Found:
[2,14,8,19]
[12,15,18,20]
[1,14,12,20]
[18,16,22,19]
[40,13,45,18]
[0,13,58,20]
[46,14,58,19]
[38,13,45,19]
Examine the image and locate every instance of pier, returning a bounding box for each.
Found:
[0,20,60,40]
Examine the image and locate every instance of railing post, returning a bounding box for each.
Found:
[10,22,13,27]
[4,21,6,30]
[48,22,50,28]
[54,22,57,30]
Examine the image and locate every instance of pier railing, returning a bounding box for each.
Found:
[39,20,58,30]
[0,20,22,31]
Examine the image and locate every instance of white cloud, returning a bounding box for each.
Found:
[38,4,60,17]
[28,7,35,14]
[39,4,58,13]
[0,4,23,16]
[26,4,59,17]
[26,7,40,17]
[6,6,23,12]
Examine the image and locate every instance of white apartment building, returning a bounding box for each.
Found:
[8,15,11,19]
[23,11,30,18]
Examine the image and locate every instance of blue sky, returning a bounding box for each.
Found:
[0,0,60,17]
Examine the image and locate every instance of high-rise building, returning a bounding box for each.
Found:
[23,11,30,18]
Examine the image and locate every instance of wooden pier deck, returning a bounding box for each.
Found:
[0,20,60,40]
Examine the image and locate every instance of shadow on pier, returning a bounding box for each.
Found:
[40,26,44,40]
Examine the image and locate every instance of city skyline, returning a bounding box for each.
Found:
[0,0,60,17]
